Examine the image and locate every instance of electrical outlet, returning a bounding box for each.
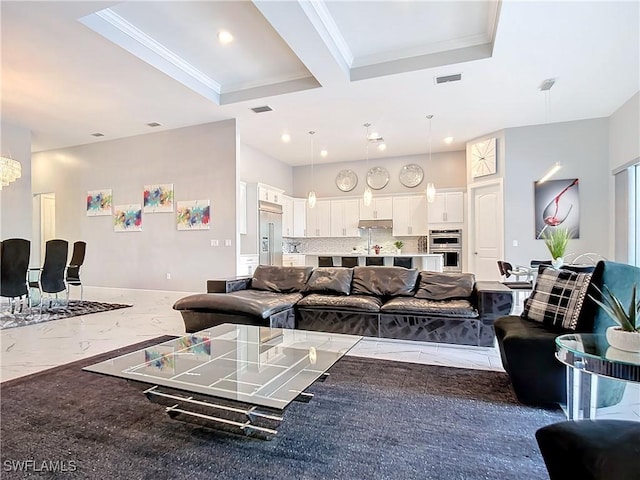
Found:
[166,273,171,280]
[225,239,232,247]
[211,239,219,247]
[512,240,519,247]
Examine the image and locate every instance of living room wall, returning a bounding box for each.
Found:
[31,120,238,292]
[0,121,32,241]
[503,118,610,266]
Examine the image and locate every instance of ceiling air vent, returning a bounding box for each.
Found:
[146,122,162,127]
[91,132,104,137]
[251,105,273,113]
[435,73,462,84]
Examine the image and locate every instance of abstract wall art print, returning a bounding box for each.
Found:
[114,204,143,232]
[143,183,174,213]
[86,189,113,216]
[176,200,210,230]
[534,178,580,239]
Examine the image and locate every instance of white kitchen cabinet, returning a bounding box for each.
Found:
[306,200,331,237]
[292,199,306,237]
[392,195,428,236]
[330,199,360,237]
[258,183,284,205]
[237,254,259,276]
[282,254,306,266]
[359,196,393,220]
[282,195,294,237]
[238,181,247,235]
[427,191,464,224]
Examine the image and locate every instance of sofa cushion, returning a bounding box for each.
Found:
[522,267,592,331]
[414,272,476,300]
[173,290,302,320]
[351,266,419,297]
[296,293,382,312]
[381,297,478,318]
[304,267,353,295]
[250,265,313,293]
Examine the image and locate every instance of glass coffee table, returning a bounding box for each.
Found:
[84,324,362,439]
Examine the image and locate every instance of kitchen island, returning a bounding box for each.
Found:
[303,253,444,271]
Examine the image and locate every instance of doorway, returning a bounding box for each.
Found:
[32,193,55,266]
[469,180,503,280]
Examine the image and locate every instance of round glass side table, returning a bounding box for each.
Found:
[555,333,640,420]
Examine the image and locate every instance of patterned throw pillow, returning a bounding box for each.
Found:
[521,267,592,330]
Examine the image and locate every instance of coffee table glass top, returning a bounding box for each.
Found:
[83,324,362,410]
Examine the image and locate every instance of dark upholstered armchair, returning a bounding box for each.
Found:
[494,260,639,406]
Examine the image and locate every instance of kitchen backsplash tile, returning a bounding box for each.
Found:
[284,231,427,254]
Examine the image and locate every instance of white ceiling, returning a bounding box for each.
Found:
[1,1,638,166]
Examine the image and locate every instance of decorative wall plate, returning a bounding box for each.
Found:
[399,164,424,188]
[366,167,390,190]
[335,169,358,192]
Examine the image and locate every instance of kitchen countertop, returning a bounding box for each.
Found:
[301,252,442,257]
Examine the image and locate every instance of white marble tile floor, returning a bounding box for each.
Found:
[1,286,637,421]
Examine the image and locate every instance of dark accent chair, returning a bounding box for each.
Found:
[365,257,384,266]
[318,256,334,267]
[30,239,69,311]
[393,257,413,269]
[494,261,638,406]
[536,420,640,480]
[0,238,31,312]
[66,241,86,300]
[341,257,358,268]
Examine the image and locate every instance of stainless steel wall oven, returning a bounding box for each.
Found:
[428,229,462,272]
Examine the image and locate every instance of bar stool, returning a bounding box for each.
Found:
[393,257,413,269]
[318,256,334,267]
[341,257,358,268]
[365,257,384,266]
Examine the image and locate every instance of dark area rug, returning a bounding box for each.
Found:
[0,300,132,329]
[0,337,563,479]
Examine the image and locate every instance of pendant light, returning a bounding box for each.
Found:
[307,131,317,208]
[426,115,436,203]
[363,123,373,206]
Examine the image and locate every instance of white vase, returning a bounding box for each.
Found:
[396,249,402,255]
[606,326,640,353]
[551,257,564,269]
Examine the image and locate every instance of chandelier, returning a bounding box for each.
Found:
[425,115,436,203]
[363,123,373,206]
[0,155,21,190]
[307,131,317,208]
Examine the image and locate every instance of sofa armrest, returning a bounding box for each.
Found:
[475,281,514,322]
[206,276,251,293]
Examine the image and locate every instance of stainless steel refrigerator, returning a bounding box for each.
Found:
[259,201,283,266]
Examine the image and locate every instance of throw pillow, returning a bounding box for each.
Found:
[351,266,419,297]
[521,267,592,330]
[414,272,476,300]
[251,265,313,293]
[304,267,353,295]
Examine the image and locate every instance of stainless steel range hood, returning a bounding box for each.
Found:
[357,219,393,230]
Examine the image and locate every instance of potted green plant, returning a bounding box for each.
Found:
[541,227,571,268]
[590,284,640,353]
[393,240,404,255]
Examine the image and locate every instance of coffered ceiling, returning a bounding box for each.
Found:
[1,1,638,166]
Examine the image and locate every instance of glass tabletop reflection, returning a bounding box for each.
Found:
[83,324,362,410]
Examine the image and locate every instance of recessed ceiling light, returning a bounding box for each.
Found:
[281,133,291,143]
[443,136,454,144]
[218,30,233,45]
[320,150,328,157]
[91,132,104,137]
[378,143,387,151]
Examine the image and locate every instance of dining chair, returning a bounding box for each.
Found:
[497,260,533,309]
[66,241,86,300]
[30,239,69,311]
[0,238,31,313]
